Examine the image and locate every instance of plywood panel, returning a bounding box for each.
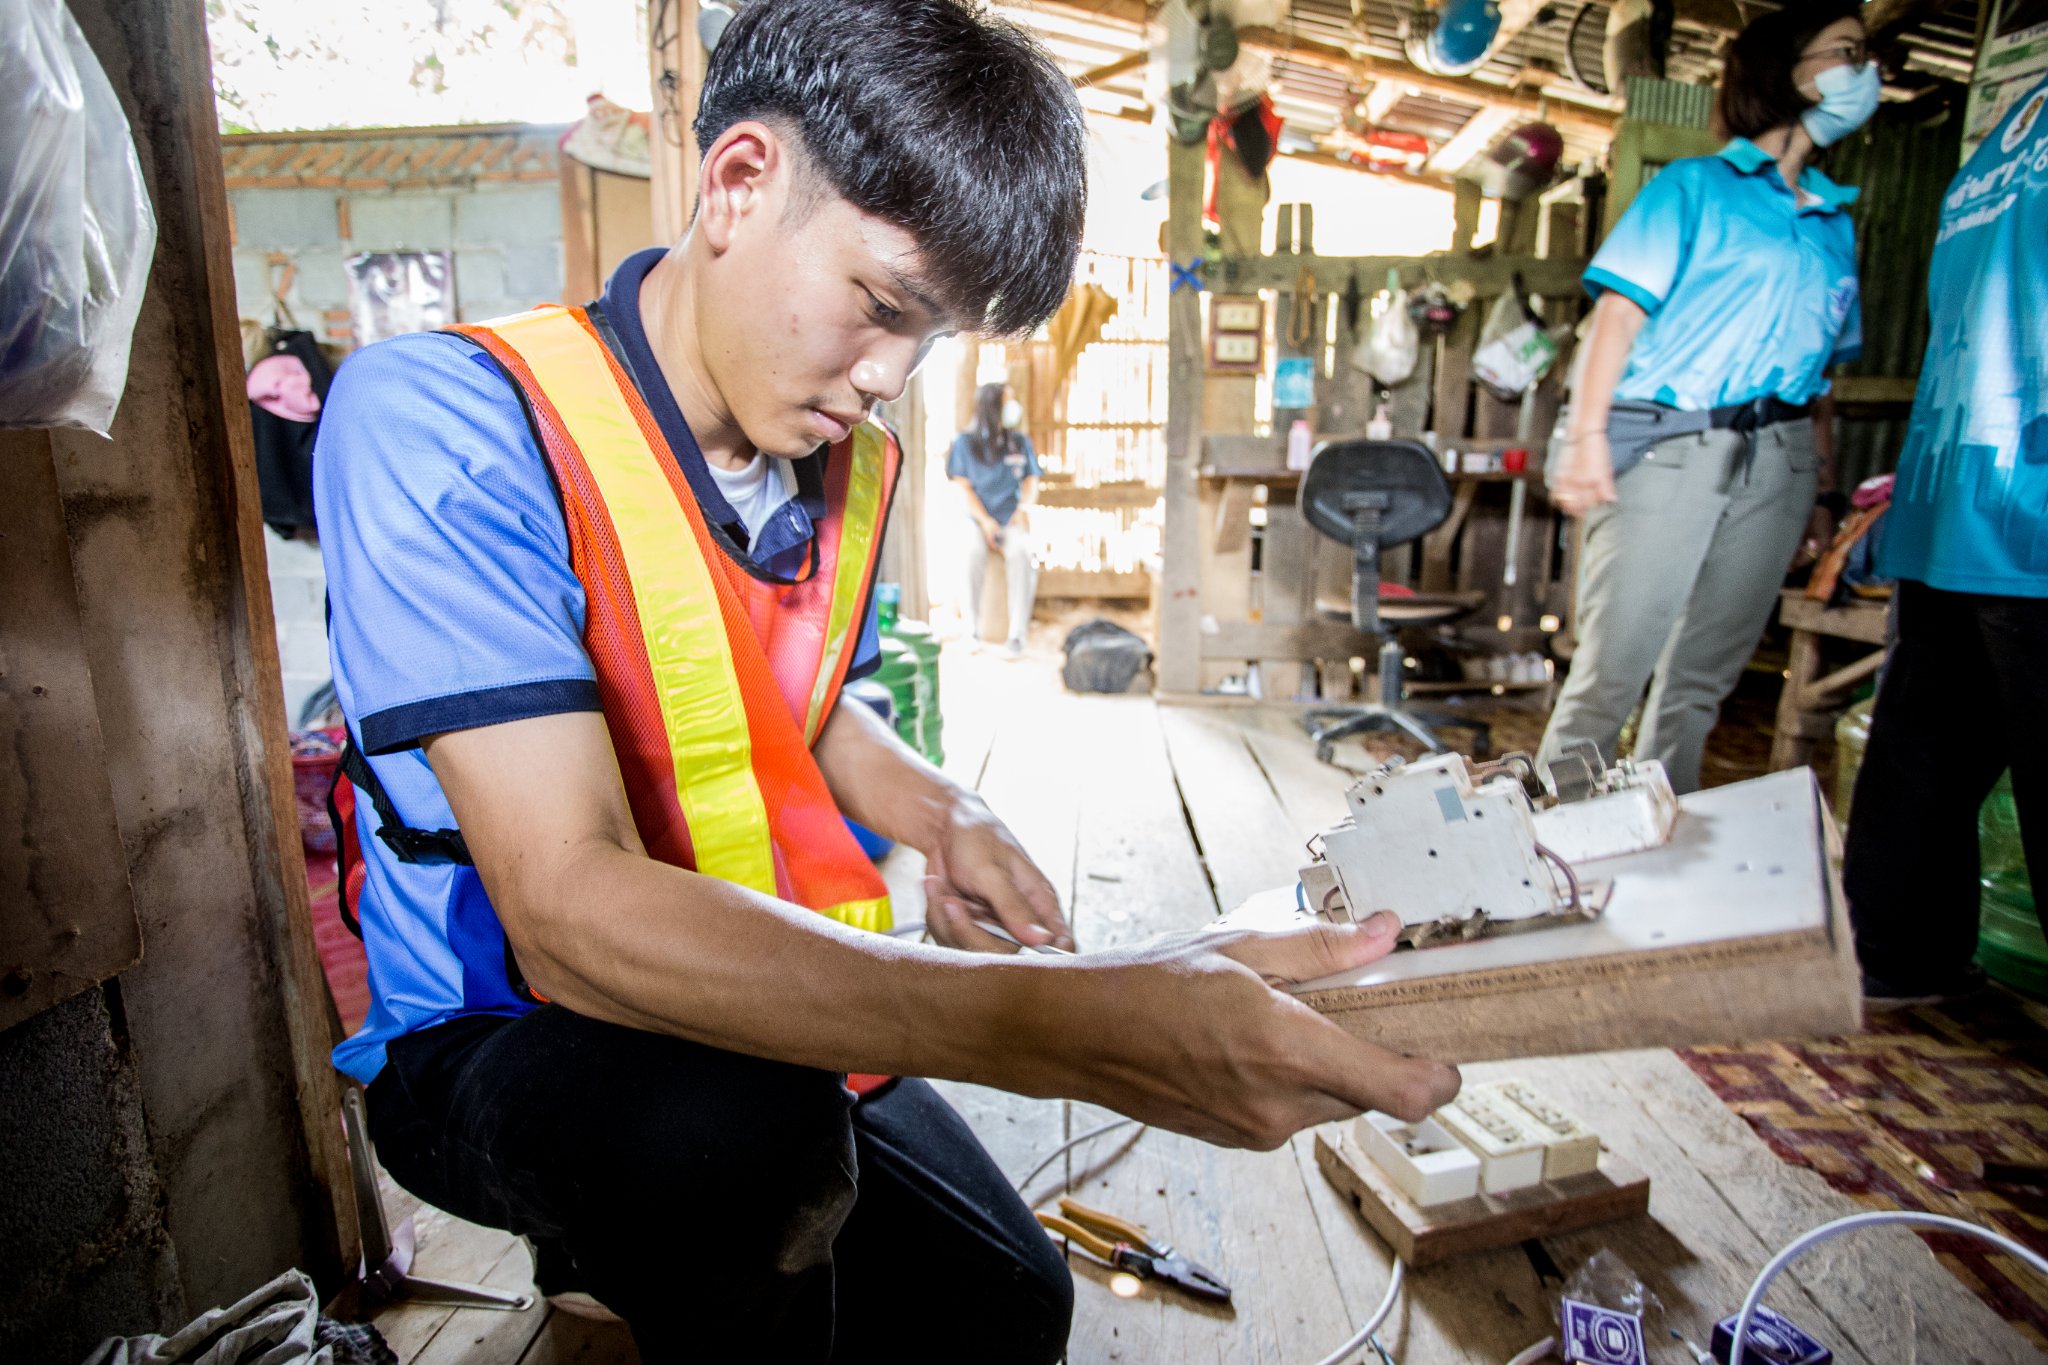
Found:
[0,432,139,1030]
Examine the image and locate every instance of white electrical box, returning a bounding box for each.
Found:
[1351,1111,1483,1207]
[1478,1080,1601,1181]
[1436,1089,1547,1194]
[1531,761,1678,865]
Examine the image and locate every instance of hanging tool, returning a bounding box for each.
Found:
[1287,263,1320,350]
[1035,1197,1233,1304]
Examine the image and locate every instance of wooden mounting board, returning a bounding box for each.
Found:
[1314,1131,1651,1270]
[1224,768,1863,1063]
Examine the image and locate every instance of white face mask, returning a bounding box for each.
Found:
[1001,398,1025,429]
[1800,61,1880,147]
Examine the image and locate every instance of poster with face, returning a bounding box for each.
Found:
[345,251,455,346]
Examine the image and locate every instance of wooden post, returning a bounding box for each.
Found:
[1157,134,1206,694]
[53,0,358,1305]
[649,0,703,244]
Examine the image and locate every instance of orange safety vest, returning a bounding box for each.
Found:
[447,304,900,934]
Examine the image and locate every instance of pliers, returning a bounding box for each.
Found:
[1035,1196,1233,1304]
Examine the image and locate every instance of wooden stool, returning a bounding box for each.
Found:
[1769,588,1889,771]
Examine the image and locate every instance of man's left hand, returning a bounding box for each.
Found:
[922,794,1073,953]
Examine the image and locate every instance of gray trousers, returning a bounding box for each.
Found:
[1538,421,1817,793]
[964,518,1037,644]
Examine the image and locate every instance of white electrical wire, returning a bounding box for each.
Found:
[1731,1210,2048,1363]
[1015,1117,1141,1194]
[1501,1338,1555,1365]
[1310,1257,1406,1365]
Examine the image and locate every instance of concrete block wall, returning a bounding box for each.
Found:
[229,180,564,731]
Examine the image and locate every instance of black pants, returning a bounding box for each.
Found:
[1844,580,2048,989]
[366,1008,1073,1363]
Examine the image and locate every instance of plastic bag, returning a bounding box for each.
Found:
[1062,619,1153,694]
[1472,288,1560,400]
[1352,288,1419,386]
[0,0,157,436]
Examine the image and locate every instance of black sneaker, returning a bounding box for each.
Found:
[1862,965,1988,1009]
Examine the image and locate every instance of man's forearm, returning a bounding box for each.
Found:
[501,840,1057,1084]
[813,690,969,854]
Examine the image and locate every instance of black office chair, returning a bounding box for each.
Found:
[1297,438,1490,762]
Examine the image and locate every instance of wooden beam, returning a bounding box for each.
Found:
[1214,252,1589,300]
[1073,50,1146,87]
[648,0,702,243]
[1238,26,1622,139]
[1425,106,1519,174]
[1157,133,1206,694]
[1865,0,1971,51]
[1282,145,1456,190]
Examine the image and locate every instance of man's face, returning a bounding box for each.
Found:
[697,167,954,460]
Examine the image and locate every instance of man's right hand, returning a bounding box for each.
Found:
[980,517,1003,551]
[1550,431,1618,518]
[1036,912,1462,1150]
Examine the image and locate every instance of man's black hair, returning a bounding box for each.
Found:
[1714,0,1864,142]
[695,0,1087,338]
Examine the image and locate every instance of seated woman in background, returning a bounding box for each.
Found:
[949,381,1041,657]
[1539,0,1874,792]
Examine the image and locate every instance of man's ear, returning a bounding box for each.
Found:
[694,121,783,255]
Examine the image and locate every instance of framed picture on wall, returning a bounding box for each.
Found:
[345,251,455,346]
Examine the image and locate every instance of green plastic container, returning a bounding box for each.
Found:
[1833,696,1873,830]
[883,619,944,766]
[1979,772,2047,998]
[874,637,939,766]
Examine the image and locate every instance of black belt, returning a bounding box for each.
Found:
[1707,396,1811,433]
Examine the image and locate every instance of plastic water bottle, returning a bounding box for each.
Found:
[1287,419,1313,471]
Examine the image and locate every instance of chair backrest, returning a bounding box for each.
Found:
[1297,439,1453,550]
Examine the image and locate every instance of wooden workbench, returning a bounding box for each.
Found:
[364,650,2034,1363]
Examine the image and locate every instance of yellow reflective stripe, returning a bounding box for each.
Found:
[803,422,888,742]
[819,897,892,933]
[493,310,777,894]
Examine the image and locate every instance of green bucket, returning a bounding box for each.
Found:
[883,620,944,766]
[1979,772,2047,998]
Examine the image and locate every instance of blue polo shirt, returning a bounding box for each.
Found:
[1585,139,1863,411]
[946,431,1041,526]
[316,248,882,1083]
[1881,75,2048,597]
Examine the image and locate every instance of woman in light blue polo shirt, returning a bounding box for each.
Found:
[1539,0,1877,793]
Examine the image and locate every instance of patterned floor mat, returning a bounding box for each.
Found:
[1681,989,2048,1350]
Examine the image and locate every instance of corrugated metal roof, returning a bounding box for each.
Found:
[220,123,564,191]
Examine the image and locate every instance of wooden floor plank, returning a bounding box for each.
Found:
[515,1311,640,1365]
[1156,705,1310,912]
[1048,697,1360,1363]
[1541,1050,2037,1364]
[371,1206,525,1359]
[407,1236,549,1365]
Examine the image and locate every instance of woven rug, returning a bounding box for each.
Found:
[1681,990,2048,1351]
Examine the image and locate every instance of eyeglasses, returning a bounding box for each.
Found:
[1802,40,1869,67]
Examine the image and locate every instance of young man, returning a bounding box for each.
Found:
[316,1,1460,1358]
[1845,72,2048,1005]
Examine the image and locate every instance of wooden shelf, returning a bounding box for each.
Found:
[1201,465,1546,486]
[1038,568,1154,598]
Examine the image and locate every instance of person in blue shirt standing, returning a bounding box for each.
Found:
[948,380,1040,655]
[1540,0,1876,793]
[1845,72,2048,1005]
